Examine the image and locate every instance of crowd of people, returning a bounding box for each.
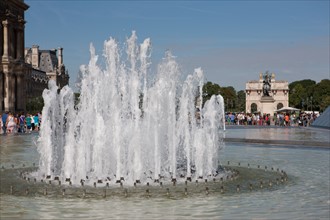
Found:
[225,111,319,127]
[1,111,42,134]
[0,110,321,135]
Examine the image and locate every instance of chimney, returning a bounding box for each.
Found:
[32,45,39,68]
[58,47,63,66]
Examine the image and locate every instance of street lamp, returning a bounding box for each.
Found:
[310,96,313,112]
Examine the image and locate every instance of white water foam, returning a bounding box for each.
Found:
[37,31,225,185]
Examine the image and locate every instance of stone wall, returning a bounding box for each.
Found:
[1,0,69,112]
[0,0,29,112]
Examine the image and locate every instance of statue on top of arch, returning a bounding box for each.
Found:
[262,71,271,96]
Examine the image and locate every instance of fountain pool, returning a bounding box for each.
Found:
[0,129,329,219]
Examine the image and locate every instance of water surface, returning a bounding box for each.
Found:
[1,129,329,219]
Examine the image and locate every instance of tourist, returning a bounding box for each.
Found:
[247,114,252,125]
[275,113,280,126]
[30,114,35,131]
[6,112,17,134]
[265,114,270,126]
[290,114,295,126]
[2,111,8,134]
[255,114,259,125]
[25,114,32,133]
[33,113,39,131]
[252,113,257,125]
[229,113,235,125]
[38,112,42,129]
[259,114,264,125]
[0,114,3,134]
[15,114,20,132]
[19,112,26,133]
[284,113,290,126]
[237,113,242,125]
[278,113,284,126]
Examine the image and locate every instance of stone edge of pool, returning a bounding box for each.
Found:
[224,138,330,148]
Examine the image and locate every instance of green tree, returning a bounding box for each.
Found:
[289,79,330,112]
[26,96,44,114]
[202,81,221,106]
[202,82,242,112]
[289,79,316,110]
[289,84,307,109]
[236,90,246,112]
[313,79,330,111]
[289,79,316,91]
[320,96,330,111]
[220,86,237,112]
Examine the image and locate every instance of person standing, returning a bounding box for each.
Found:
[6,112,16,133]
[25,114,32,133]
[30,114,35,131]
[33,114,39,131]
[38,112,42,129]
[284,113,290,126]
[2,111,8,134]
[15,114,19,132]
[19,113,26,133]
[0,114,3,134]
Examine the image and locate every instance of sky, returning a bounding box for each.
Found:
[24,0,330,92]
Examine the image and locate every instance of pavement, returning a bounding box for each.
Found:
[223,125,330,148]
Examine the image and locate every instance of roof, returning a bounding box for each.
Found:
[311,106,330,129]
[39,50,58,72]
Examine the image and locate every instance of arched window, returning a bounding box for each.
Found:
[251,103,257,113]
[277,103,283,110]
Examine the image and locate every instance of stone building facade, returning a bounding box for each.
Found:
[0,0,29,112]
[0,0,69,112]
[245,72,289,115]
[24,46,69,97]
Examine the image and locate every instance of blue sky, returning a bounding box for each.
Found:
[24,0,329,92]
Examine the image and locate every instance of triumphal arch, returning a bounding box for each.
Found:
[245,72,289,115]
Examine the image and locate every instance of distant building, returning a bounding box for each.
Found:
[24,46,69,97]
[245,72,289,115]
[0,0,69,112]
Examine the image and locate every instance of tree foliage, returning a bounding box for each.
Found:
[236,90,246,112]
[26,96,44,114]
[289,79,316,91]
[202,81,221,106]
[221,86,237,112]
[313,79,330,111]
[289,79,330,111]
[202,81,239,112]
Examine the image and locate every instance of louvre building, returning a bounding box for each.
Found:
[0,0,69,112]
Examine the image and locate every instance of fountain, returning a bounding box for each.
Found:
[0,32,289,200]
[35,31,227,186]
